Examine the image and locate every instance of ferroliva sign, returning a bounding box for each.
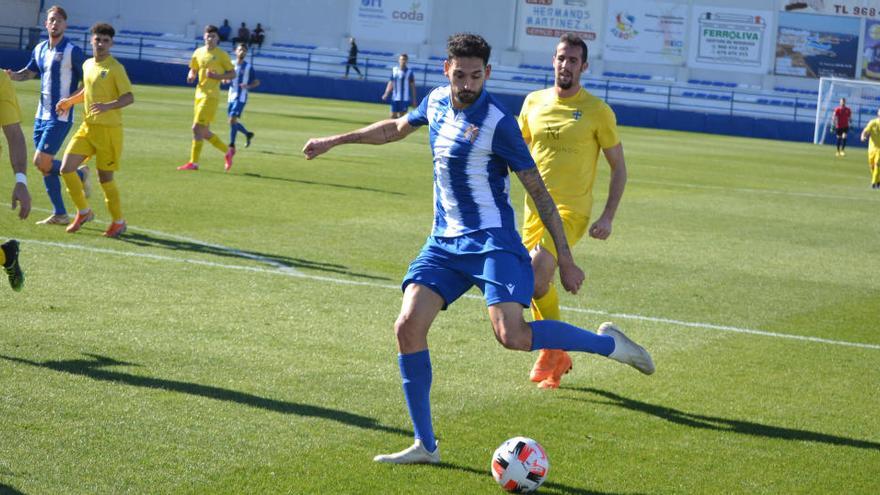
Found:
[350,0,431,44]
[688,5,773,73]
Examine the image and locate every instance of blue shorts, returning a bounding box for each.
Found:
[402,235,534,310]
[390,100,408,113]
[227,100,247,117]
[33,119,72,155]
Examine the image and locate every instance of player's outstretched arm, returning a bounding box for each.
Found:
[302,115,416,160]
[591,143,628,240]
[516,167,584,294]
[3,123,31,219]
[4,68,36,81]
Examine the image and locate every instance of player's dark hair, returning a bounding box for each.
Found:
[446,33,491,65]
[400,53,408,59]
[46,5,68,20]
[559,33,588,63]
[91,23,115,38]
[205,25,219,34]
[236,42,248,51]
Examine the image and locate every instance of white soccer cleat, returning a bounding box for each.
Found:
[373,439,440,464]
[598,322,655,375]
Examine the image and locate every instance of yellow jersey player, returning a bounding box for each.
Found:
[1,69,32,290]
[518,33,630,388]
[178,25,235,171]
[56,22,134,238]
[860,109,880,189]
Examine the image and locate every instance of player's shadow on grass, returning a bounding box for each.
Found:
[570,387,880,451]
[431,462,647,495]
[239,172,405,196]
[0,483,26,494]
[0,353,410,438]
[118,231,390,281]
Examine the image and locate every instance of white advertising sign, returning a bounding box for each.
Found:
[603,0,688,65]
[515,0,602,54]
[688,6,773,73]
[350,0,431,44]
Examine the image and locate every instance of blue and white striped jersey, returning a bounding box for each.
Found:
[25,37,86,122]
[227,60,256,103]
[407,85,536,238]
[390,65,415,102]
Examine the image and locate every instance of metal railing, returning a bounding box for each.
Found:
[0,24,846,125]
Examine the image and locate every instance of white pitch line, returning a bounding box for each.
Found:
[16,238,880,352]
[30,207,300,274]
[633,178,880,202]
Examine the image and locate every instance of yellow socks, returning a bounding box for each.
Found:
[872,164,879,185]
[207,134,227,152]
[62,171,89,211]
[531,284,561,321]
[190,139,204,164]
[100,180,123,222]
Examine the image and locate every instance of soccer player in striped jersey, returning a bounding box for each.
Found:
[1,69,31,290]
[303,33,654,465]
[382,53,416,118]
[6,5,89,226]
[178,25,235,172]
[56,23,134,238]
[224,43,260,169]
[519,34,630,389]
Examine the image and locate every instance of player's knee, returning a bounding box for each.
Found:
[393,313,422,348]
[490,315,530,351]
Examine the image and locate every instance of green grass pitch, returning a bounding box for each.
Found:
[1,80,878,494]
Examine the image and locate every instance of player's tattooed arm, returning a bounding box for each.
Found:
[302,116,417,159]
[516,167,585,294]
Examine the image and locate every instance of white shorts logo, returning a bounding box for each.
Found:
[505,283,515,294]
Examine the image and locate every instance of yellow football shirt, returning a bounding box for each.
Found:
[864,118,880,152]
[0,70,21,126]
[190,46,234,99]
[82,55,132,127]
[518,87,619,216]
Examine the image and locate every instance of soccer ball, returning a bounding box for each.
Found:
[490,437,549,493]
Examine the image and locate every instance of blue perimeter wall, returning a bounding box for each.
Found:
[2,48,850,146]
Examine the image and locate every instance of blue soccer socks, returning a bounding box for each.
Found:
[529,320,615,356]
[399,350,436,452]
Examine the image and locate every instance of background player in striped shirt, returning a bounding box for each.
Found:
[303,33,654,465]
[224,43,260,168]
[381,54,416,118]
[6,5,88,226]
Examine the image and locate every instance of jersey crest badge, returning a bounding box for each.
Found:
[572,109,582,120]
[464,124,480,143]
[100,70,108,78]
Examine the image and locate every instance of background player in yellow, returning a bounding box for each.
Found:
[518,33,630,388]
[56,23,134,238]
[1,69,31,290]
[178,25,235,171]
[860,108,880,189]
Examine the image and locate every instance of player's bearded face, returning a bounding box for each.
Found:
[445,57,491,108]
[553,43,587,90]
[45,12,66,38]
